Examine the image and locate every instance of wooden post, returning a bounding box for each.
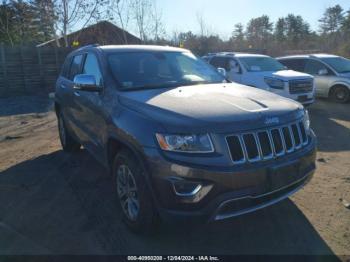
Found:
[0,44,8,96]
[54,46,59,74]
[37,47,45,92]
[19,46,28,94]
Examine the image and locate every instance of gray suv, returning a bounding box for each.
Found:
[55,45,317,233]
[278,54,350,103]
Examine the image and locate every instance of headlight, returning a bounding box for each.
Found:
[303,109,311,134]
[264,77,285,89]
[156,133,214,153]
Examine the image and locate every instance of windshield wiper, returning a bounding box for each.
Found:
[121,82,183,91]
[121,80,224,91]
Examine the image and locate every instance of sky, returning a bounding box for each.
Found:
[155,0,350,39]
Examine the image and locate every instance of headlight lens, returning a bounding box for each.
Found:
[264,77,285,89]
[156,133,214,153]
[303,109,311,134]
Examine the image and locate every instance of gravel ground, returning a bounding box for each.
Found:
[0,96,349,258]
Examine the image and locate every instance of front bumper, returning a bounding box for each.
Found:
[144,133,317,222]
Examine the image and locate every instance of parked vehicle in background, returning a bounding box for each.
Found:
[55,45,317,233]
[206,53,315,106]
[278,54,350,103]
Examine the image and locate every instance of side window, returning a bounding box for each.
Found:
[280,59,306,72]
[210,57,228,70]
[61,57,72,78]
[305,59,332,75]
[82,53,103,86]
[69,54,83,81]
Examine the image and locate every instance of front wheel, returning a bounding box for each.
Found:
[113,149,159,234]
[57,112,81,152]
[331,86,350,103]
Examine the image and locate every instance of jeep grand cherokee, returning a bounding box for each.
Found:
[55,45,317,233]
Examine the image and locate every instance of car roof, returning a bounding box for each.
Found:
[97,45,189,53]
[277,53,340,60]
[213,52,269,58]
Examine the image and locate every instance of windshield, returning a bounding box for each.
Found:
[239,56,285,72]
[108,51,226,90]
[321,57,350,74]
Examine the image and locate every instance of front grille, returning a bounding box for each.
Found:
[226,120,308,164]
[289,79,313,94]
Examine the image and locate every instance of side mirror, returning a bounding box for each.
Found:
[318,68,328,76]
[73,74,101,92]
[217,67,227,77]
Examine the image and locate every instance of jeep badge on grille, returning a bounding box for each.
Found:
[264,117,280,125]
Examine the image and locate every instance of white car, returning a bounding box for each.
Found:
[207,53,315,106]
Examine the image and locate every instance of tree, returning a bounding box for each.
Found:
[274,18,286,42]
[130,0,152,42]
[319,4,344,34]
[342,9,350,33]
[31,0,56,42]
[196,11,209,37]
[229,23,246,50]
[54,0,107,47]
[284,14,311,49]
[108,0,131,44]
[232,23,244,41]
[150,1,164,42]
[0,1,15,45]
[246,15,273,49]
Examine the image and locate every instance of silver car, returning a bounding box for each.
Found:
[277,54,350,103]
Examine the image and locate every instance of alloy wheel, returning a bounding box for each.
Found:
[116,164,140,221]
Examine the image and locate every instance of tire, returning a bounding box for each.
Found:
[331,86,350,103]
[112,149,159,234]
[57,112,81,152]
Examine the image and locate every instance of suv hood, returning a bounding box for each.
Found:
[265,70,313,80]
[118,83,304,133]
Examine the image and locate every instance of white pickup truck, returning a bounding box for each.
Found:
[206,53,315,106]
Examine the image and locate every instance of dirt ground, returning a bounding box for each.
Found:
[0,96,349,258]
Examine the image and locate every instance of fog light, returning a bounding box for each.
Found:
[172,180,202,197]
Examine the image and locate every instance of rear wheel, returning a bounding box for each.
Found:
[331,86,350,103]
[57,113,81,152]
[113,149,159,234]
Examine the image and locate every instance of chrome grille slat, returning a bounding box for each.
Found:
[279,128,287,154]
[226,120,309,165]
[288,125,296,150]
[267,130,276,157]
[253,133,263,160]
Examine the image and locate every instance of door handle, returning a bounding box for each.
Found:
[74,91,80,97]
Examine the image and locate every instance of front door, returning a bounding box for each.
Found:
[71,52,106,156]
[304,59,334,97]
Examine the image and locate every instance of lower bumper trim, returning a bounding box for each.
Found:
[212,170,314,221]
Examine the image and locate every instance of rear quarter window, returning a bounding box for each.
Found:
[279,59,306,72]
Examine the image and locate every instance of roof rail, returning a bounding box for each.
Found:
[76,43,99,51]
[215,52,239,56]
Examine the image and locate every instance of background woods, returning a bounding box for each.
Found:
[0,1,350,57]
